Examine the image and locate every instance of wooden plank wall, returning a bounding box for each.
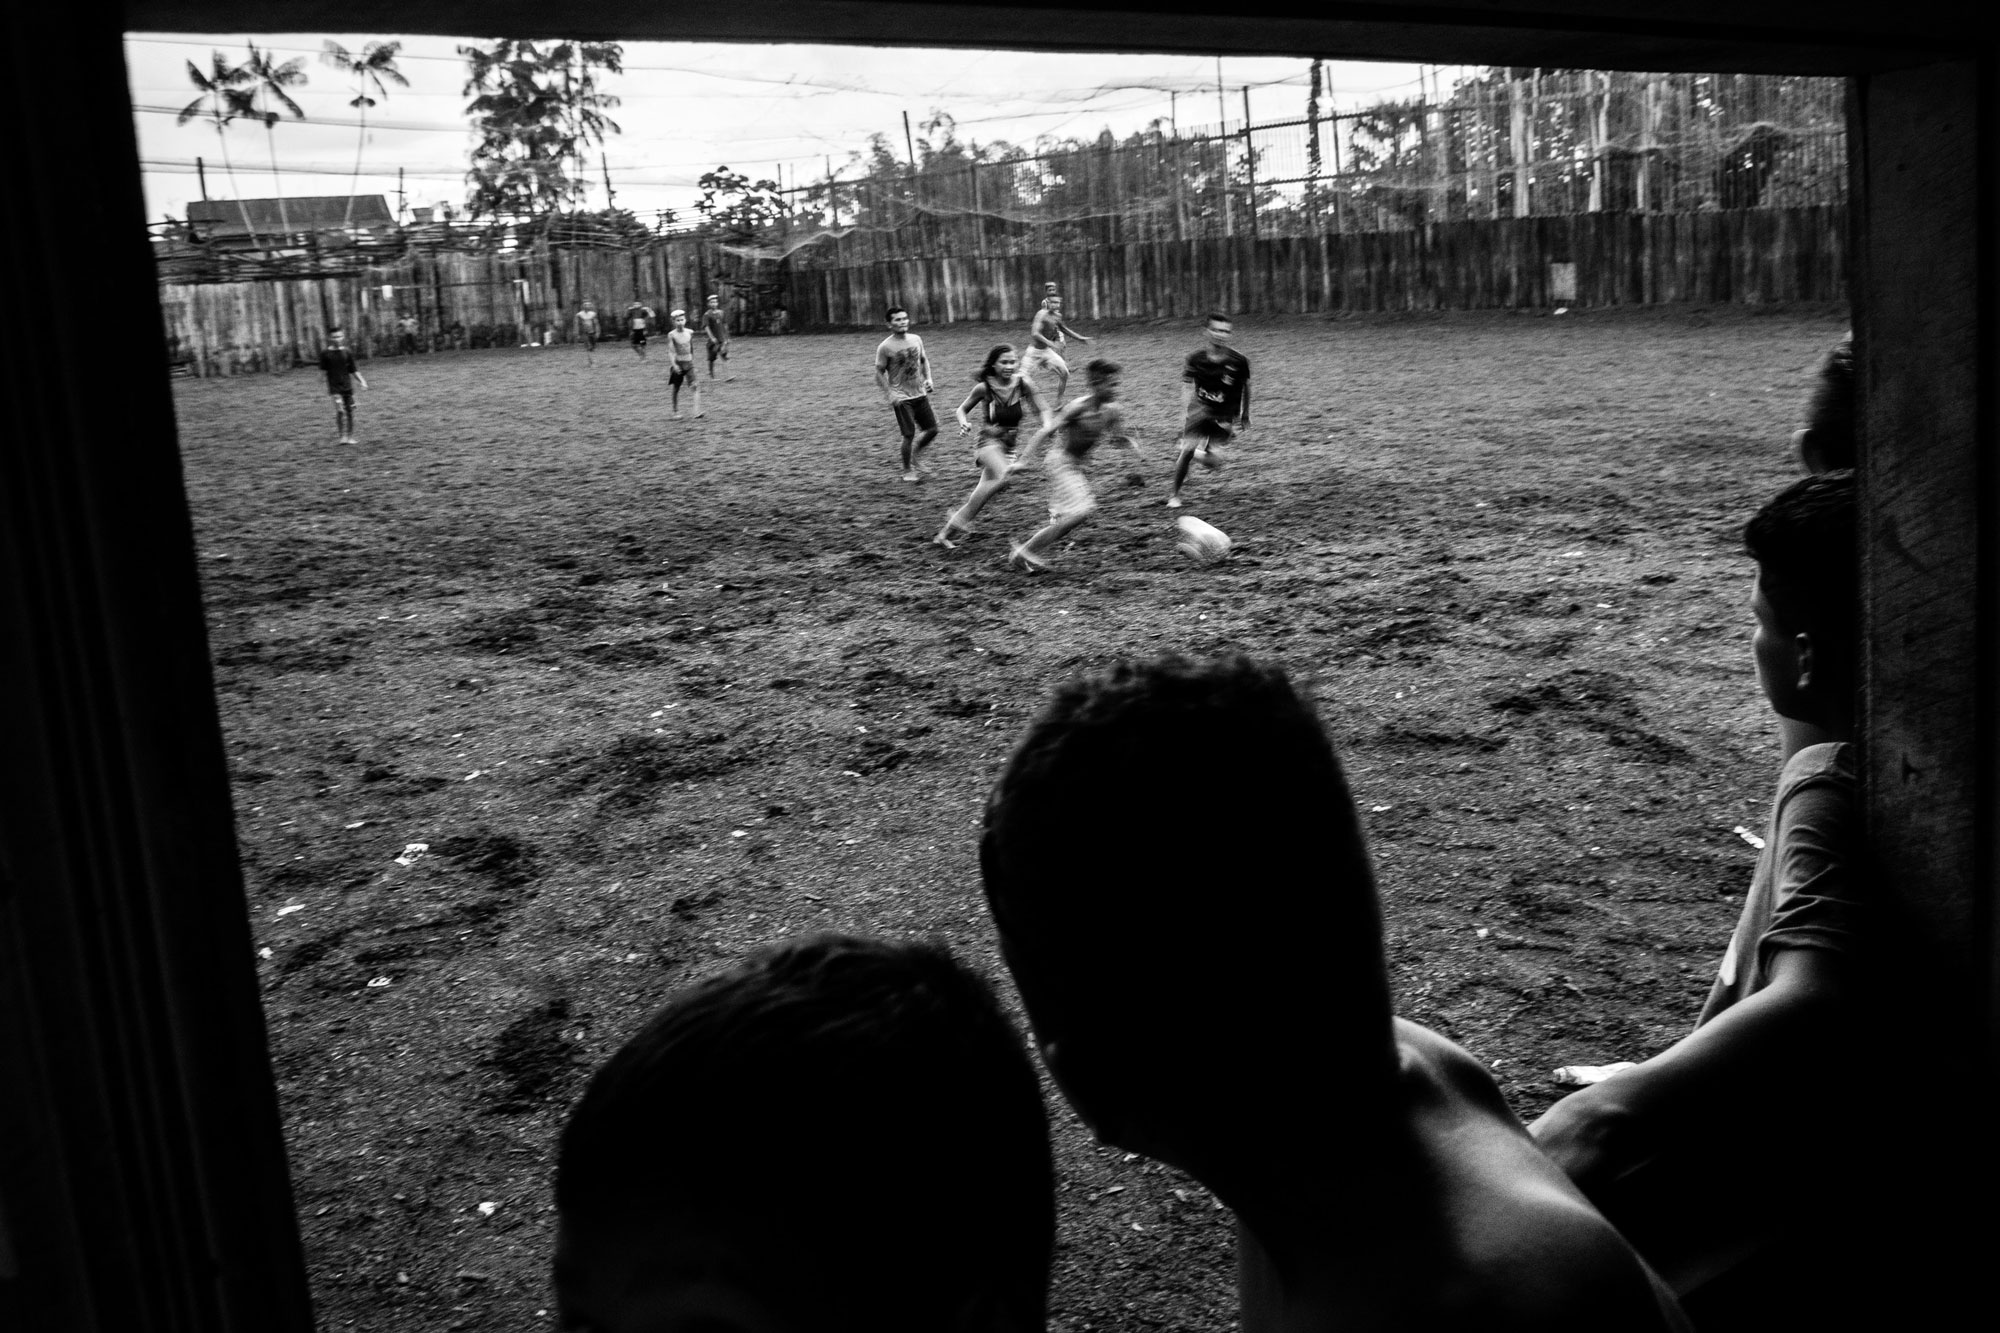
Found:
[785,204,1846,328]
[157,236,749,377]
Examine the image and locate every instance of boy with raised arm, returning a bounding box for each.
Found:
[1167,312,1250,508]
[1020,284,1091,403]
[318,327,367,446]
[1533,471,1892,1328]
[555,934,1055,1333]
[983,654,1690,1333]
[874,305,937,482]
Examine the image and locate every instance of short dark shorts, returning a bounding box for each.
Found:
[669,361,696,387]
[1182,412,1237,443]
[893,396,938,439]
[707,340,728,363]
[329,389,354,409]
[630,328,648,346]
[581,329,599,347]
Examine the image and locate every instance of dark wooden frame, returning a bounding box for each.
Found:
[4,4,1989,1329]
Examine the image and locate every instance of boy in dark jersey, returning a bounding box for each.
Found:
[318,327,367,445]
[702,293,732,381]
[574,299,601,365]
[625,298,655,359]
[664,309,703,419]
[1167,313,1251,509]
[1006,358,1144,573]
[982,654,1692,1333]
[874,306,937,482]
[555,934,1056,1333]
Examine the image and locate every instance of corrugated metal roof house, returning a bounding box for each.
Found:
[186,195,396,246]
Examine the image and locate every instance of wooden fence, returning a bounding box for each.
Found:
[784,204,1846,327]
[157,236,774,377]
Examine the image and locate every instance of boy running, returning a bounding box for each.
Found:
[1167,312,1251,509]
[574,299,601,365]
[1020,284,1091,402]
[702,293,732,380]
[625,298,655,359]
[874,306,937,482]
[318,327,367,445]
[1006,358,1144,574]
[664,310,703,419]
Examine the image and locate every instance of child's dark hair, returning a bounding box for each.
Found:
[982,655,1389,1080]
[1798,332,1856,472]
[557,933,1052,1332]
[1745,469,1858,677]
[1205,311,1232,326]
[977,344,1017,382]
[885,305,908,322]
[1083,357,1121,386]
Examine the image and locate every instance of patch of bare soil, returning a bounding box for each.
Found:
[174,302,1847,1331]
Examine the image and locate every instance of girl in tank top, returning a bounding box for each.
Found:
[933,345,1051,550]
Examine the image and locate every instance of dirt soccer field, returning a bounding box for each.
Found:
[173,302,1846,1331]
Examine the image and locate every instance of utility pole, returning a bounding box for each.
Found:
[903,110,921,255]
[1216,59,1234,238]
[602,152,616,210]
[397,167,407,224]
[196,156,208,201]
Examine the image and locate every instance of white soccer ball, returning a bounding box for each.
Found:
[1174,515,1232,565]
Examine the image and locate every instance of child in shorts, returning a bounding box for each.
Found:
[625,299,654,358]
[874,306,936,481]
[317,327,367,445]
[1166,312,1250,509]
[1005,357,1144,574]
[702,293,732,380]
[574,299,601,364]
[982,654,1690,1333]
[554,934,1055,1333]
[664,309,702,418]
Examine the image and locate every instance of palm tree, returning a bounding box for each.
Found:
[321,40,409,229]
[241,43,308,245]
[177,51,262,245]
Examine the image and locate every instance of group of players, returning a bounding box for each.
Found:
[873,282,1254,574]
[574,292,735,420]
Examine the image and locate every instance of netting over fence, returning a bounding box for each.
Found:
[753,70,1845,266]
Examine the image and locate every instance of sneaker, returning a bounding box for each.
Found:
[1008,543,1050,574]
[902,470,922,483]
[1166,495,1184,509]
[694,410,705,419]
[672,411,683,419]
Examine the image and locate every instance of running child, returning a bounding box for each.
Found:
[933,345,1052,549]
[702,292,732,380]
[1167,312,1251,509]
[1020,284,1092,403]
[874,306,937,482]
[624,298,655,359]
[574,299,601,365]
[318,327,367,446]
[1005,358,1145,574]
[664,309,703,419]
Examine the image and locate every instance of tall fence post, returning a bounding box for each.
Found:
[1242,88,1259,239]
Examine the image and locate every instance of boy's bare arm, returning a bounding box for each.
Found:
[1530,946,1860,1198]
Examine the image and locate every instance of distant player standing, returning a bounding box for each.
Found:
[665,310,703,419]
[702,293,733,381]
[625,298,655,359]
[875,306,937,482]
[318,327,368,446]
[1021,284,1091,403]
[1167,313,1251,509]
[574,299,601,365]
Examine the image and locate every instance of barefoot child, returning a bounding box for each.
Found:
[318,327,367,445]
[933,345,1051,549]
[1005,358,1144,574]
[1020,285,1092,403]
[664,309,703,418]
[702,292,732,380]
[874,306,937,482]
[574,299,600,365]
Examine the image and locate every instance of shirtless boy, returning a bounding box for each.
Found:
[982,654,1691,1333]
[664,309,703,419]
[1021,284,1092,402]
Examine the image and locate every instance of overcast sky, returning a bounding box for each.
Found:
[128,32,1463,225]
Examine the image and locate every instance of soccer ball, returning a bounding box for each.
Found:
[1174,515,1231,565]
